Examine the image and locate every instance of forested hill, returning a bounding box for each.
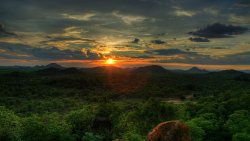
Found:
[0,64,250,141]
[1,64,250,98]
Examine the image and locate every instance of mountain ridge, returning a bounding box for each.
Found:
[1,63,250,75]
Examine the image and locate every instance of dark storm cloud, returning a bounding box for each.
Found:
[0,0,247,36]
[188,23,248,38]
[189,37,210,42]
[111,50,149,58]
[152,50,250,65]
[45,36,98,44]
[0,0,192,35]
[0,24,16,36]
[0,42,102,60]
[151,40,166,44]
[131,55,154,59]
[222,52,250,65]
[146,49,194,56]
[145,48,250,65]
[236,0,250,7]
[45,36,82,42]
[148,49,215,64]
[132,38,140,43]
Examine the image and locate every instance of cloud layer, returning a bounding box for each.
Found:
[0,0,250,68]
[0,42,102,60]
[188,23,248,38]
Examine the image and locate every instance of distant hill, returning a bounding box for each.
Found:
[81,66,124,73]
[133,65,169,73]
[0,63,64,73]
[241,70,250,73]
[187,67,209,74]
[0,66,32,71]
[35,63,82,75]
[43,63,64,69]
[36,67,82,75]
[172,67,209,74]
[36,67,63,75]
[208,69,248,79]
[2,63,250,76]
[85,65,169,74]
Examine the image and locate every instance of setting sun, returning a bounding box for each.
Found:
[105,58,116,65]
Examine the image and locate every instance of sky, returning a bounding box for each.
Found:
[0,0,250,69]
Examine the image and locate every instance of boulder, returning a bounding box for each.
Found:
[145,120,191,141]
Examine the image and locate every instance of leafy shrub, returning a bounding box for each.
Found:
[232,133,250,141]
[20,113,74,141]
[82,132,104,141]
[0,106,21,141]
[186,121,205,141]
[65,107,96,139]
[225,110,250,133]
[123,132,143,141]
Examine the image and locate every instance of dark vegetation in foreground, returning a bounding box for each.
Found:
[0,64,250,141]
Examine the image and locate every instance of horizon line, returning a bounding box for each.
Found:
[1,63,250,71]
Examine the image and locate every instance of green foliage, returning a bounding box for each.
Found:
[190,113,219,132]
[1,69,250,141]
[20,113,74,141]
[82,132,104,141]
[65,107,96,139]
[0,106,21,141]
[225,110,250,141]
[114,98,178,135]
[187,113,220,141]
[96,99,118,118]
[186,121,205,141]
[232,133,250,141]
[225,110,250,133]
[123,132,143,141]
[113,110,138,139]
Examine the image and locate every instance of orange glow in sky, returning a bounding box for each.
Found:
[105,58,116,65]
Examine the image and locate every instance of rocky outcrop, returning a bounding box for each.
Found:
[145,120,191,141]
